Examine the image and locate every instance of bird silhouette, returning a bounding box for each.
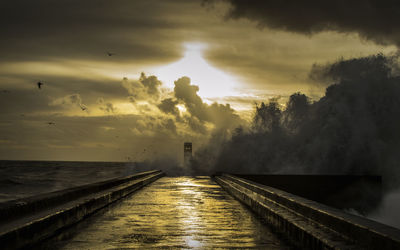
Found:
[37,82,43,89]
[80,106,87,111]
[47,122,55,125]
[106,52,115,56]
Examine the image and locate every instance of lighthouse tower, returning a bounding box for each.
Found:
[184,142,192,167]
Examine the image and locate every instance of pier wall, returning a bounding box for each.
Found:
[215,173,400,249]
[234,174,382,213]
[0,170,164,249]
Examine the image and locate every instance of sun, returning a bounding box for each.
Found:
[151,43,242,99]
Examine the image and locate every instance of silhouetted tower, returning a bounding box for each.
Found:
[184,142,192,167]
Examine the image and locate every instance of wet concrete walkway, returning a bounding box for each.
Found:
[46,177,291,249]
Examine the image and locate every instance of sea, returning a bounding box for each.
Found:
[0,160,140,203]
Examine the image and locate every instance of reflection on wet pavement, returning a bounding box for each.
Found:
[53,177,291,249]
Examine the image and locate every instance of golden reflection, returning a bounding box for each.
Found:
[56,177,290,249]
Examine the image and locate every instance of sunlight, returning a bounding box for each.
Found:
[151,43,242,99]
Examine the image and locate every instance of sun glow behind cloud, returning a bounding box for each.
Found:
[151,43,242,99]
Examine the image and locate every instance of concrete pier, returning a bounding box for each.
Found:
[0,170,164,250]
[2,173,399,249]
[43,177,291,249]
[215,173,400,249]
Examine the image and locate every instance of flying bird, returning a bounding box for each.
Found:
[37,82,43,89]
[47,122,55,125]
[80,106,87,111]
[106,52,115,56]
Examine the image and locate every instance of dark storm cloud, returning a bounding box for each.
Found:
[214,0,400,46]
[172,77,243,130]
[155,76,245,135]
[139,73,162,97]
[157,98,180,116]
[174,77,207,120]
[0,0,188,62]
[122,73,162,103]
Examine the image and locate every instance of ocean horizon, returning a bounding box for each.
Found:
[0,160,141,203]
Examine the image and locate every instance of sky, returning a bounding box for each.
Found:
[0,0,399,162]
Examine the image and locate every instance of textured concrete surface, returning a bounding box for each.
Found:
[44,177,292,249]
[0,170,161,223]
[216,174,400,250]
[0,171,164,250]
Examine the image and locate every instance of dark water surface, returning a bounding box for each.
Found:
[46,177,292,249]
[0,160,137,202]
